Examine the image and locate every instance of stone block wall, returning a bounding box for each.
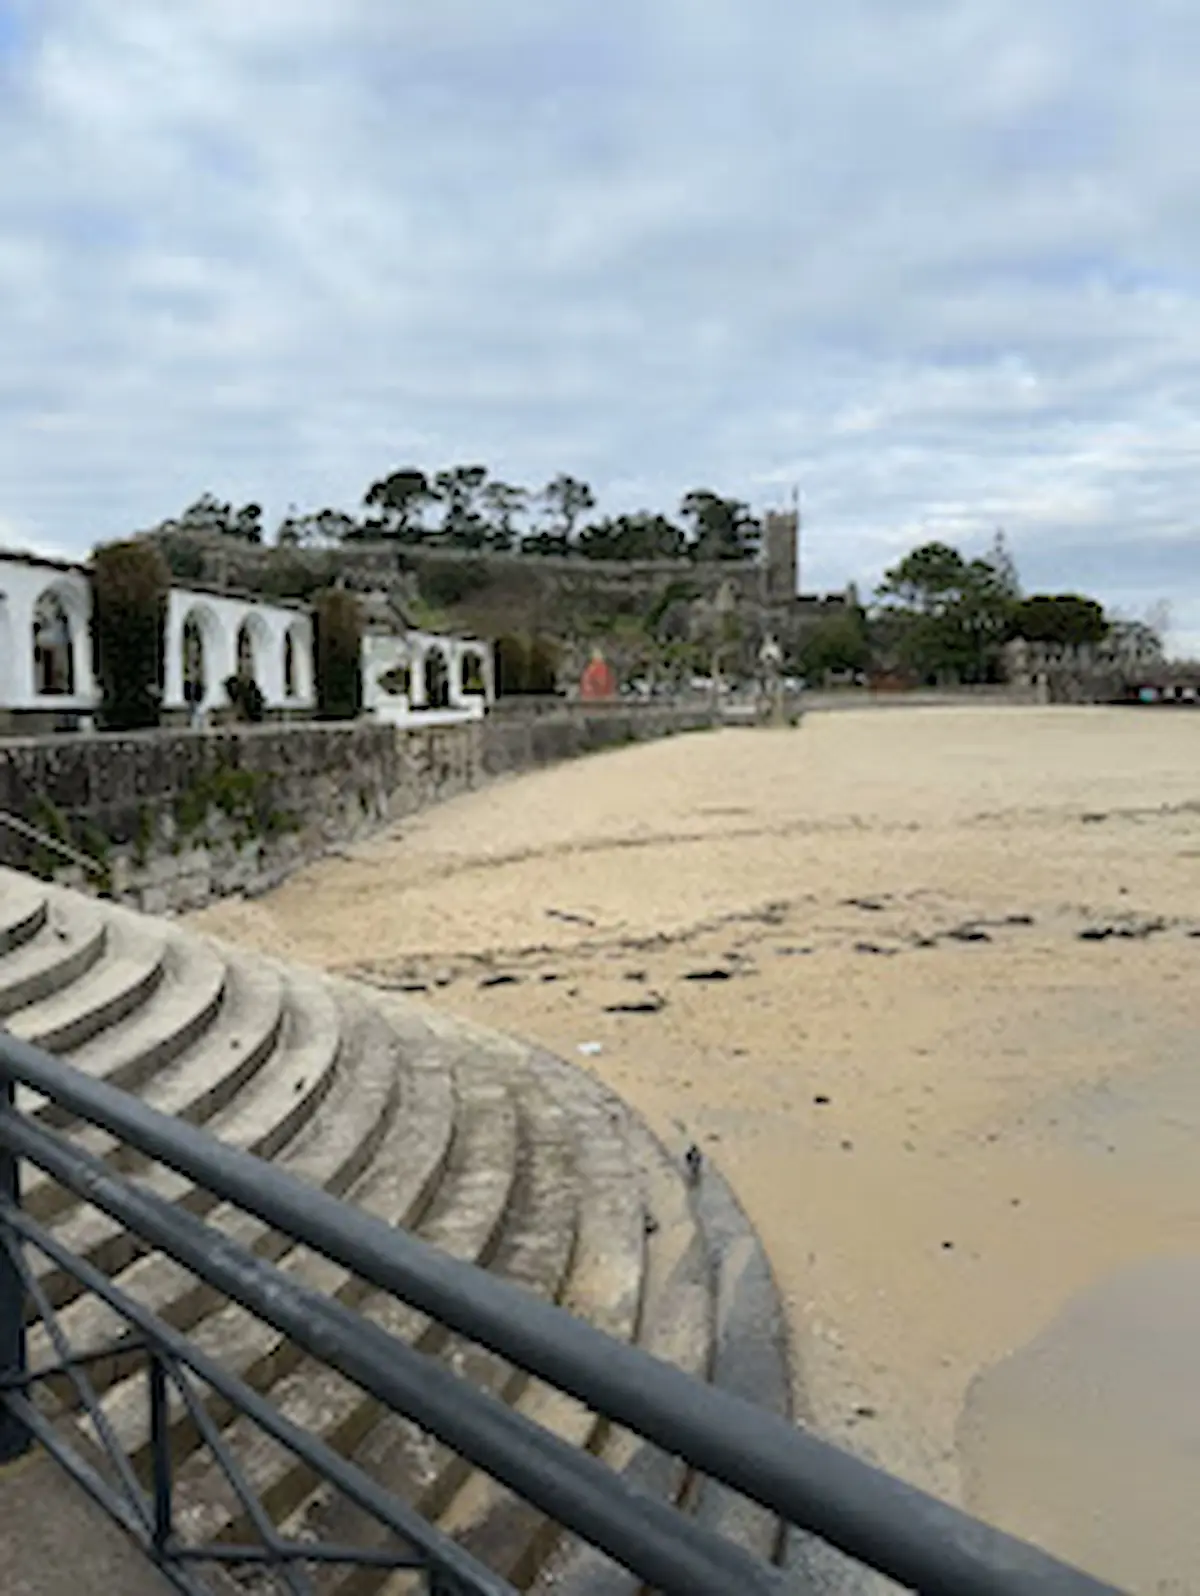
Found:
[0,702,712,913]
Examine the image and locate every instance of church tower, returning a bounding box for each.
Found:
[761,494,800,605]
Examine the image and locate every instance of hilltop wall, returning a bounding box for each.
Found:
[154,533,849,668]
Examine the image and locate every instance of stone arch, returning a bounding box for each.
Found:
[423,645,451,710]
[32,585,77,697]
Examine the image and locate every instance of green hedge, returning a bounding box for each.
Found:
[314,589,363,719]
[91,540,170,730]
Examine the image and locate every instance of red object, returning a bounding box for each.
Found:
[580,655,618,700]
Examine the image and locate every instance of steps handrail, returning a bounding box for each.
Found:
[0,810,106,878]
[0,1031,1123,1595]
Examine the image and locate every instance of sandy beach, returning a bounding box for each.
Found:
[190,706,1200,1590]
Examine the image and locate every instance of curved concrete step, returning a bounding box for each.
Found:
[0,870,49,954]
[686,1159,791,1566]
[0,875,794,1594]
[22,945,274,1226]
[530,1103,715,1596]
[8,910,168,1071]
[31,979,376,1377]
[429,1043,649,1592]
[31,965,344,1312]
[76,1001,407,1463]
[169,1053,521,1554]
[0,892,106,1018]
[306,1059,581,1592]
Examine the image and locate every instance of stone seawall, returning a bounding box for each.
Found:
[0,703,713,913]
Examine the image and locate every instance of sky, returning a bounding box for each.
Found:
[2,2,1200,647]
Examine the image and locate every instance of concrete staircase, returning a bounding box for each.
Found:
[0,866,793,1594]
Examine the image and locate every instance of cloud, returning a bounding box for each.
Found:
[1,1,1199,648]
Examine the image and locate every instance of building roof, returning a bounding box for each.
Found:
[0,547,90,577]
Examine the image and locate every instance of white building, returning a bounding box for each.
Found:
[0,549,492,731]
[362,628,494,725]
[163,586,314,717]
[0,553,99,726]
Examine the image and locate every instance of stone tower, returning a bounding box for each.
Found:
[761,507,800,605]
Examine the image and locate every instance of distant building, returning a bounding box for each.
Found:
[761,508,801,605]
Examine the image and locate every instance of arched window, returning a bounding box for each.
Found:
[283,630,297,698]
[424,648,450,709]
[461,651,486,696]
[32,591,74,696]
[182,614,206,707]
[236,622,256,684]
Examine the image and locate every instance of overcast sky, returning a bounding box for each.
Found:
[3,2,1199,645]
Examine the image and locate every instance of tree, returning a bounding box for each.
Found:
[433,465,490,548]
[537,474,595,545]
[91,540,170,730]
[679,490,762,562]
[1108,617,1165,662]
[278,507,358,547]
[480,480,528,551]
[232,503,264,544]
[1012,594,1108,648]
[876,542,971,614]
[520,529,572,557]
[363,468,436,541]
[577,513,687,561]
[875,540,1018,684]
[157,493,263,543]
[798,612,871,683]
[987,529,1021,601]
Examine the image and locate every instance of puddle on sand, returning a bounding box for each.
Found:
[958,1255,1200,1593]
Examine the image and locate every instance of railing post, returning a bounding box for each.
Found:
[148,1353,173,1555]
[0,1069,31,1465]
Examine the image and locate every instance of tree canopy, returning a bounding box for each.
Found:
[142,469,775,565]
[871,534,1125,685]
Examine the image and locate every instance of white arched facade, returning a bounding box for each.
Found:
[163,588,314,715]
[0,556,98,717]
[362,629,494,726]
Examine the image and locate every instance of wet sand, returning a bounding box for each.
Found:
[189,706,1200,1590]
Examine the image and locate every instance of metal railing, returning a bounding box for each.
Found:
[0,809,108,880]
[0,1031,1123,1595]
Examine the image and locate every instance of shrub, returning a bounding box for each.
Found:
[91,540,170,729]
[314,588,363,719]
[224,673,267,723]
[494,633,560,695]
[526,635,561,694]
[158,535,206,583]
[494,633,529,696]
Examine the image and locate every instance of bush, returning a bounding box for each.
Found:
[494,633,529,696]
[494,633,560,696]
[224,673,267,723]
[158,535,206,583]
[527,635,560,694]
[91,540,170,729]
[314,588,363,719]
